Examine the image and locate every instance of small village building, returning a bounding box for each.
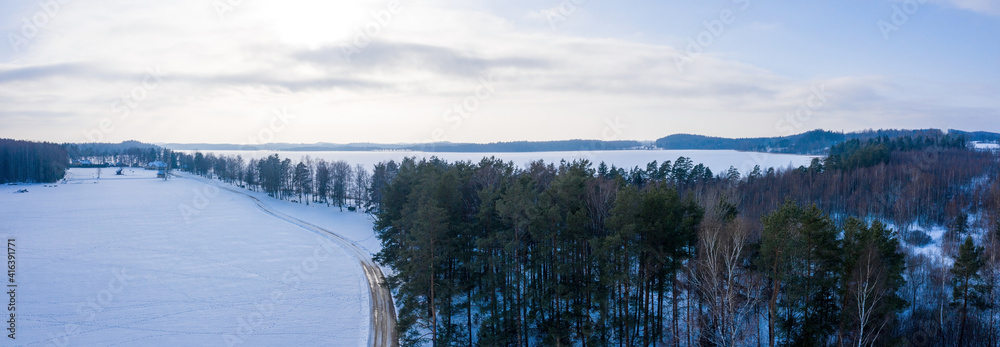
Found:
[145,161,168,170]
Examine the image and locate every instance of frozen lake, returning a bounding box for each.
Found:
[177,149,821,175]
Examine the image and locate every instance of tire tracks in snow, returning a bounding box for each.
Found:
[175,173,398,347]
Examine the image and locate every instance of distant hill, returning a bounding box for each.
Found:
[655,129,996,155]
[655,130,845,155]
[950,130,1000,142]
[156,128,999,155]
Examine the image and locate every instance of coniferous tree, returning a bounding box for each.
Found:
[0,139,68,183]
[839,218,906,346]
[951,237,991,347]
[759,200,804,347]
[759,201,841,346]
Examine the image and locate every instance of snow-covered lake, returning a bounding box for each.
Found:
[178,149,821,175]
[0,168,376,346]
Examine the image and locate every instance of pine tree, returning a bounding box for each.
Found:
[951,236,990,346]
[789,204,841,345]
[839,219,906,346]
[759,201,841,346]
[759,200,804,347]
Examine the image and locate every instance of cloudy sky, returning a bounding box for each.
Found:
[1,0,998,144]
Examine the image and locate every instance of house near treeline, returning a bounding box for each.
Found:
[145,161,168,170]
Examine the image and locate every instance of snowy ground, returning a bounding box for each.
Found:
[973,141,1000,151]
[0,168,369,346]
[179,149,820,176]
[911,226,949,260]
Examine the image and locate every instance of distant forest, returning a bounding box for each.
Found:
[0,139,177,183]
[5,129,1000,346]
[654,129,1000,155]
[370,133,1000,346]
[162,132,1000,346]
[0,139,68,184]
[64,140,165,166]
[159,128,1000,155]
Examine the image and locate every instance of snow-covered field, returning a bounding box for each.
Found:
[0,168,373,346]
[179,150,820,175]
[973,141,1000,151]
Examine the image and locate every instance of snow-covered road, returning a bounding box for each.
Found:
[0,168,373,346]
[173,172,398,347]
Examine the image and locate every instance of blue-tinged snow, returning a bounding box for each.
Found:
[0,169,368,346]
[911,226,950,262]
[973,141,1000,151]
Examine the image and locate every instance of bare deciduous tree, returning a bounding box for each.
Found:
[692,209,763,347]
[844,245,890,347]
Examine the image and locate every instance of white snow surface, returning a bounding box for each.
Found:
[912,226,948,260]
[0,169,369,346]
[179,149,820,175]
[973,141,1000,150]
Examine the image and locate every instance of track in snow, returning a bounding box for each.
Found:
[175,173,398,347]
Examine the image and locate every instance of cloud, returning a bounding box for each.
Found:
[935,0,1000,15]
[0,62,381,92]
[294,41,550,77]
[0,63,105,83]
[181,72,385,92]
[0,0,996,143]
[903,0,1000,16]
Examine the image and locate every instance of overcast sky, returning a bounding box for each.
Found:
[1,0,998,144]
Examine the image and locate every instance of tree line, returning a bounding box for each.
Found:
[172,152,395,212]
[653,129,965,155]
[734,135,997,231]
[105,134,999,346]
[0,139,68,183]
[825,134,967,171]
[63,140,163,166]
[370,154,954,346]
[731,135,1000,346]
[371,134,1000,346]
